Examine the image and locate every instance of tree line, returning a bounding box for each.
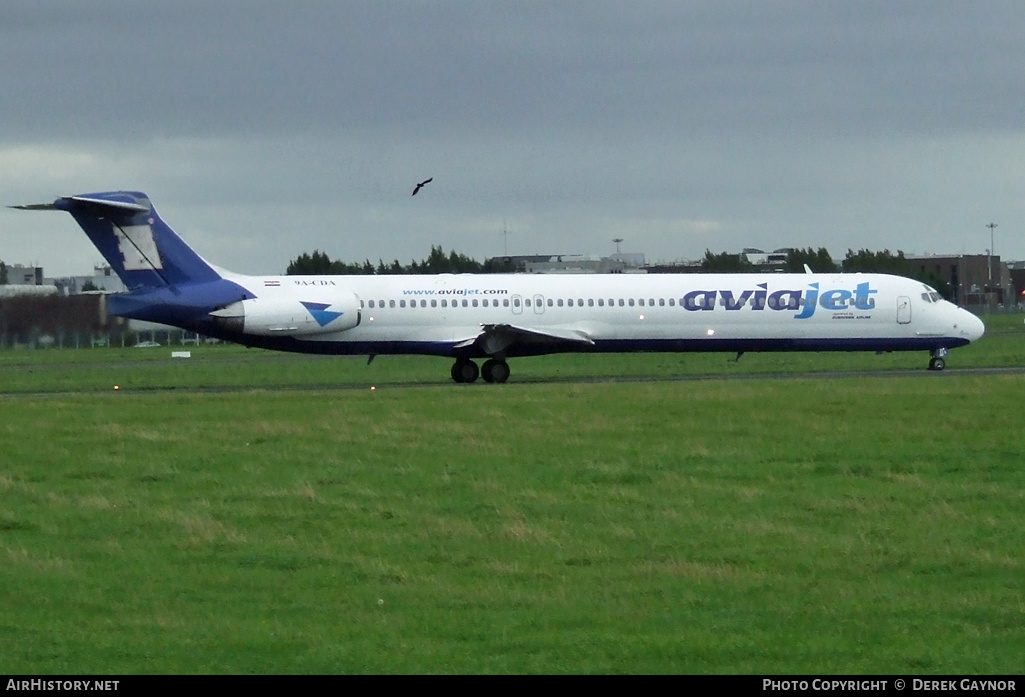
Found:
[700,247,952,298]
[286,245,952,299]
[286,245,518,276]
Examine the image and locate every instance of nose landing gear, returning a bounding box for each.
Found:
[928,348,948,371]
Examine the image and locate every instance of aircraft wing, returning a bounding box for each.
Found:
[454,322,594,356]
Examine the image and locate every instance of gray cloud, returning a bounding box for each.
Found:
[1,1,1023,275]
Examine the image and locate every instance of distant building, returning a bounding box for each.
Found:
[0,262,57,296]
[906,254,1012,308]
[489,253,646,274]
[1006,260,1025,307]
[49,264,126,295]
[0,293,119,348]
[0,284,58,298]
[741,248,791,267]
[4,264,44,285]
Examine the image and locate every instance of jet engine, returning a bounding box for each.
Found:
[209,293,361,336]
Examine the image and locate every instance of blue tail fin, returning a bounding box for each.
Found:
[46,191,221,290]
[13,191,254,329]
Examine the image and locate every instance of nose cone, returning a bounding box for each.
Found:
[959,310,985,343]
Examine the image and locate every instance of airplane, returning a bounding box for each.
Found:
[12,191,984,383]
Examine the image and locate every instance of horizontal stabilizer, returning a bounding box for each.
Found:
[10,195,149,214]
[8,203,58,211]
[65,196,150,213]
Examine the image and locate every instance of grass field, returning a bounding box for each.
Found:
[1,314,1023,673]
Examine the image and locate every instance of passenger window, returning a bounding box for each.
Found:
[598,298,605,307]
[368,300,375,309]
[658,298,665,306]
[669,298,675,307]
[379,300,385,308]
[578,299,584,306]
[360,300,365,309]
[503,299,509,307]
[463,299,469,307]
[557,299,564,307]
[618,299,625,307]
[648,299,655,306]
[628,299,635,307]
[588,299,594,307]
[567,299,574,307]
[389,300,396,308]
[472,299,478,307]
[421,300,427,308]
[400,299,406,308]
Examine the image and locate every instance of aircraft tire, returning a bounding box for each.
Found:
[452,359,479,383]
[928,356,946,371]
[482,359,510,384]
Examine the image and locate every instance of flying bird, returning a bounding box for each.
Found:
[411,177,433,196]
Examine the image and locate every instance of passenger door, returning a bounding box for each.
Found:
[897,296,911,324]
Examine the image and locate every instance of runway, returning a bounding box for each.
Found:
[3,360,1023,399]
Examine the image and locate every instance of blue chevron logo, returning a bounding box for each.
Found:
[300,301,343,327]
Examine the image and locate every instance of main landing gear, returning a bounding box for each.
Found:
[451,358,510,384]
[928,348,948,371]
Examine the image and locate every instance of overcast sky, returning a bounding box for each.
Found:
[2,0,1023,276]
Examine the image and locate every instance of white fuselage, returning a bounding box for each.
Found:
[217,270,984,358]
